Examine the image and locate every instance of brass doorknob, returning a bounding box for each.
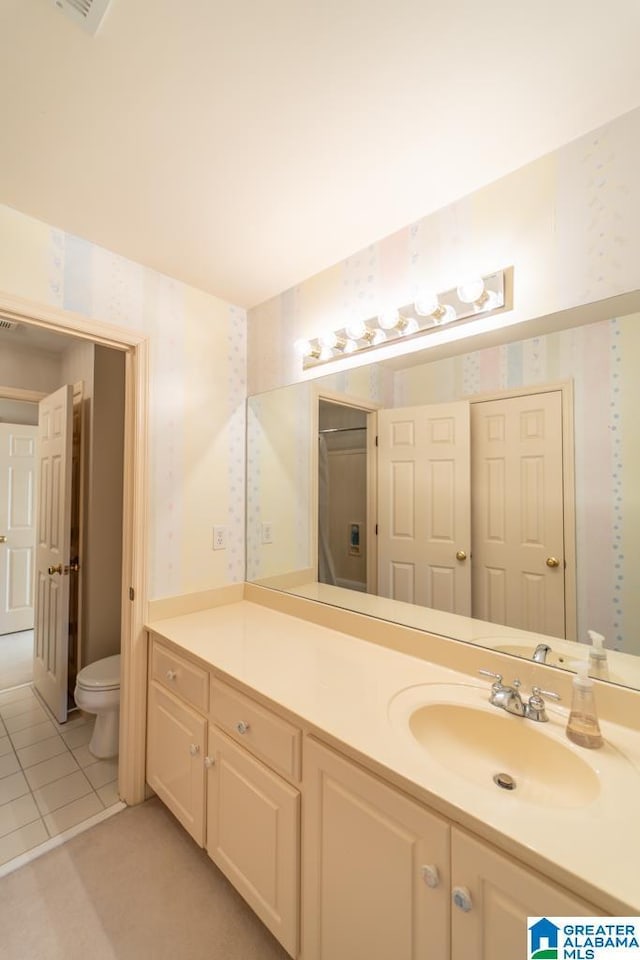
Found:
[48,564,63,575]
[0,535,6,544]
[545,556,560,568]
[455,550,467,561]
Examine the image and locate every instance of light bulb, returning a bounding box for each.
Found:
[474,289,501,312]
[457,278,485,303]
[370,328,386,345]
[345,317,367,340]
[433,304,457,325]
[294,338,316,358]
[319,344,334,361]
[319,330,338,349]
[378,308,400,330]
[400,318,419,336]
[414,292,439,317]
[342,339,358,354]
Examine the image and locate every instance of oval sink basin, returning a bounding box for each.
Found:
[388,683,602,808]
[408,701,600,808]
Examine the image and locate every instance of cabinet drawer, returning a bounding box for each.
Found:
[151,640,209,713]
[210,678,301,782]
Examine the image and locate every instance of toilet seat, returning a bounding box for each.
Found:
[76,654,121,691]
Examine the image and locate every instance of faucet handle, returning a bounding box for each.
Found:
[526,686,561,722]
[531,686,561,702]
[478,669,503,684]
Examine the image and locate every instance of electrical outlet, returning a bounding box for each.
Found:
[213,525,227,550]
[261,521,273,544]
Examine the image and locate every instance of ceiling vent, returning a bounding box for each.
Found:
[52,0,112,35]
[0,318,18,332]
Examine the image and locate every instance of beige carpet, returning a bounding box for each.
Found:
[0,798,291,960]
[0,630,33,690]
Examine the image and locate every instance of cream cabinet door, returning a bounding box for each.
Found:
[206,726,300,958]
[146,681,206,846]
[451,829,603,960]
[303,738,450,960]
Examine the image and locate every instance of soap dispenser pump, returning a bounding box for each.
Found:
[566,661,603,749]
[587,629,609,680]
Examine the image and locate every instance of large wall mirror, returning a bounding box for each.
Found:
[246,294,640,691]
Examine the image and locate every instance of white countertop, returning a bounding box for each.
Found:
[147,599,640,915]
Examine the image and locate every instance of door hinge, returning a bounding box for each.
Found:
[375,435,379,447]
[129,586,135,602]
[375,523,379,535]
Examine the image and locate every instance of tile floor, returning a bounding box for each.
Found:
[0,683,120,866]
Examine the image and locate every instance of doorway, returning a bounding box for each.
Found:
[315,393,379,596]
[0,293,148,807]
[0,412,38,690]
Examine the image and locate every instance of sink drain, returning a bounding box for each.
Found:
[493,772,517,791]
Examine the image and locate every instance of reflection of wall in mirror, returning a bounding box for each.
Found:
[394,314,640,655]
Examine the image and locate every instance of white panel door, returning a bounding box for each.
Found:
[33,385,73,722]
[471,391,565,636]
[378,403,471,614]
[0,424,38,635]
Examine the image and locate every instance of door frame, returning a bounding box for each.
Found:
[314,389,380,596]
[0,291,149,805]
[468,380,577,641]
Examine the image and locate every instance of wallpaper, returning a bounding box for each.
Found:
[0,203,247,600]
[247,106,640,395]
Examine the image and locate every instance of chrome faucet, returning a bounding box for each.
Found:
[478,670,525,716]
[478,670,561,722]
[532,643,552,663]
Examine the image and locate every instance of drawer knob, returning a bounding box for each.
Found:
[421,864,440,888]
[204,755,215,768]
[452,886,473,912]
[166,670,177,681]
[189,743,200,757]
[235,720,250,735]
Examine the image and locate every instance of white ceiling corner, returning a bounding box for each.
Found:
[2,1,640,308]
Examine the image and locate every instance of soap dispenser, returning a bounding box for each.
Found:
[566,661,603,749]
[587,629,609,680]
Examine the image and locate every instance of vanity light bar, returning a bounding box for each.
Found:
[297,268,510,370]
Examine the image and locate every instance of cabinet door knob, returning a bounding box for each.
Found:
[204,755,215,768]
[189,743,200,756]
[455,550,467,561]
[420,864,440,888]
[452,886,473,912]
[166,670,177,681]
[546,556,560,568]
[235,720,250,735]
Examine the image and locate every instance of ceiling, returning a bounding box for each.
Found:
[2,1,640,310]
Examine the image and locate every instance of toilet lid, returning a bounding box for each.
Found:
[76,654,121,690]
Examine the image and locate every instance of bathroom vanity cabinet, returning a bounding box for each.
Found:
[146,639,300,956]
[146,620,610,960]
[304,737,601,960]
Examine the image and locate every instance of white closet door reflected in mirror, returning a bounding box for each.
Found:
[318,386,574,640]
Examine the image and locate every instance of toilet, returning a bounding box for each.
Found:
[74,654,121,759]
